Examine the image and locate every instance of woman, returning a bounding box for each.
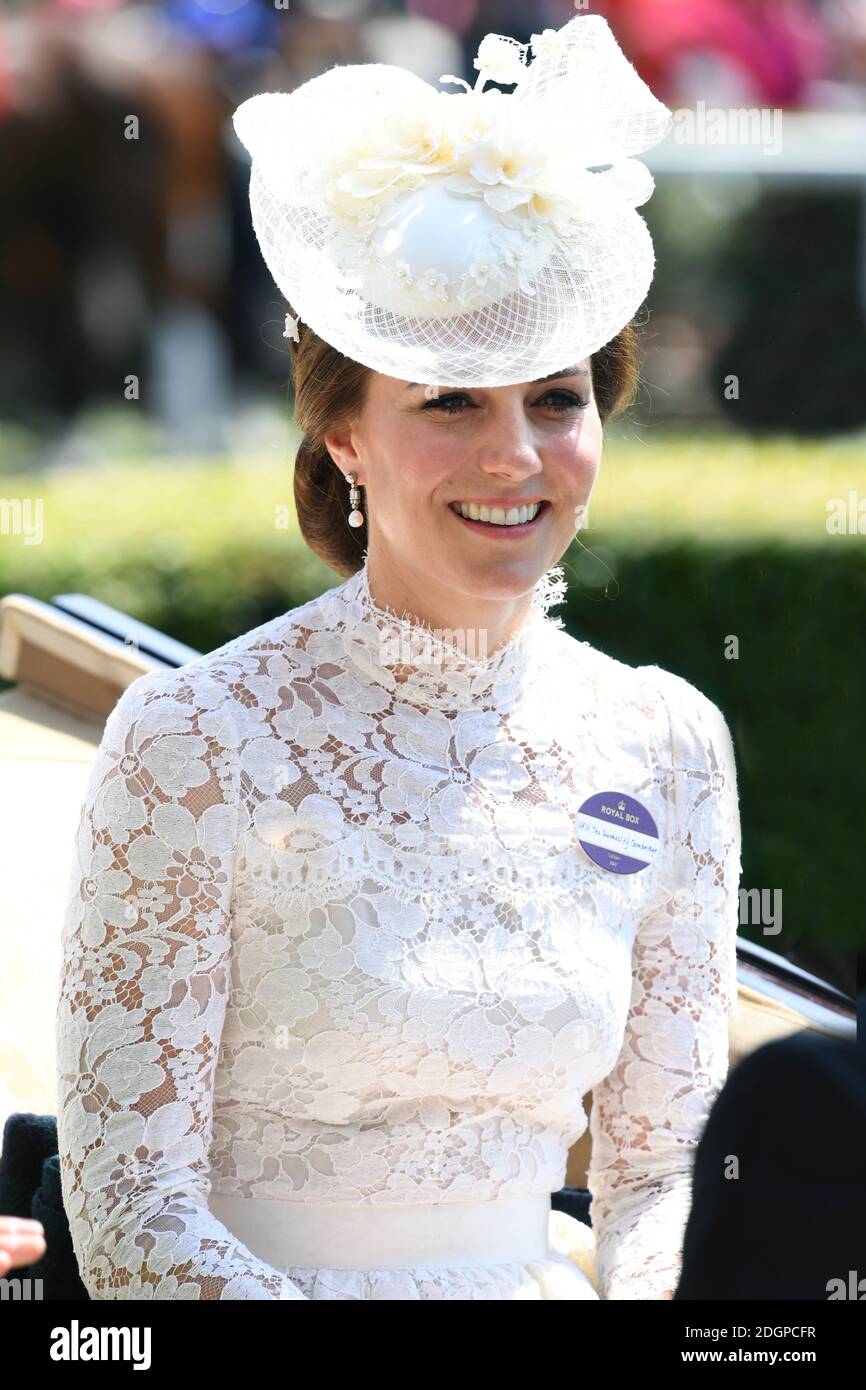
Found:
[55,14,742,1300]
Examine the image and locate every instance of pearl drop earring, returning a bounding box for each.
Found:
[346,473,365,528]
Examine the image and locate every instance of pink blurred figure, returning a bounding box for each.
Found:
[601,0,832,106]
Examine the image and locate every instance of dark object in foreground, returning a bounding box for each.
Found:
[675,1009,866,1301]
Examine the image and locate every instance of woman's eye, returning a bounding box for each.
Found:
[539,390,589,414]
[422,393,472,415]
[422,390,588,415]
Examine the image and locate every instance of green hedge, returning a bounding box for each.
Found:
[1,438,861,993]
[561,540,863,994]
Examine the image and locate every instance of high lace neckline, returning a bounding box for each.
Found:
[324,553,568,713]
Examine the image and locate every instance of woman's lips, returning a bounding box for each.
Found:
[449,501,551,537]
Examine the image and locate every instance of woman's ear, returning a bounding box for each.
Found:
[323,427,361,476]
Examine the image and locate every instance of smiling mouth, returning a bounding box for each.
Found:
[449,501,551,532]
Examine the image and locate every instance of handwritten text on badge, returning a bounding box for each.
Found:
[576,791,660,875]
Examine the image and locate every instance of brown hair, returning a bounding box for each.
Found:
[290,311,641,579]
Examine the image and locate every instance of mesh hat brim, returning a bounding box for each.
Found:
[247,158,656,386]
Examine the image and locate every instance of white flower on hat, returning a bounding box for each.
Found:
[327,226,376,282]
[443,131,562,221]
[283,313,300,342]
[415,268,450,303]
[321,100,455,229]
[466,258,495,290]
[450,136,545,213]
[472,34,530,89]
[323,90,571,239]
[441,86,506,143]
[528,25,586,73]
[335,107,453,194]
[442,101,598,235]
[529,29,560,62]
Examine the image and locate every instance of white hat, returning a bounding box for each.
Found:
[233,13,671,388]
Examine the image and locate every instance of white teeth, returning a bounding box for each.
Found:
[453,501,542,526]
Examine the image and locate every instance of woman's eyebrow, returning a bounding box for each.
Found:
[402,366,589,391]
[531,365,589,384]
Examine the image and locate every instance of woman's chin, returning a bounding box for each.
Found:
[433,550,553,601]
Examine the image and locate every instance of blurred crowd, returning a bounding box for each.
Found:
[0,0,864,454]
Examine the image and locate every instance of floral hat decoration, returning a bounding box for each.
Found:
[232,13,672,388]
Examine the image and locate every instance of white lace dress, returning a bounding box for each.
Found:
[55,557,742,1300]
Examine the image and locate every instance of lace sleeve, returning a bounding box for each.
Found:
[55,671,308,1300]
[586,669,742,1300]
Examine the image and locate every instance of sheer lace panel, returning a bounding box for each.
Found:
[55,671,306,1299]
[55,560,741,1300]
[586,667,742,1299]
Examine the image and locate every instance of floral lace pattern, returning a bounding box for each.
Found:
[55,557,741,1300]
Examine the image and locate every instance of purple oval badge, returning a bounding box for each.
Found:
[576,791,660,875]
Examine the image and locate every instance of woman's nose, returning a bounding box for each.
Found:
[473,405,544,473]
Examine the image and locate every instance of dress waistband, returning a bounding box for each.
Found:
[208,1192,553,1271]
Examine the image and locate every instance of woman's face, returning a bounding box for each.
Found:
[323,360,603,608]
